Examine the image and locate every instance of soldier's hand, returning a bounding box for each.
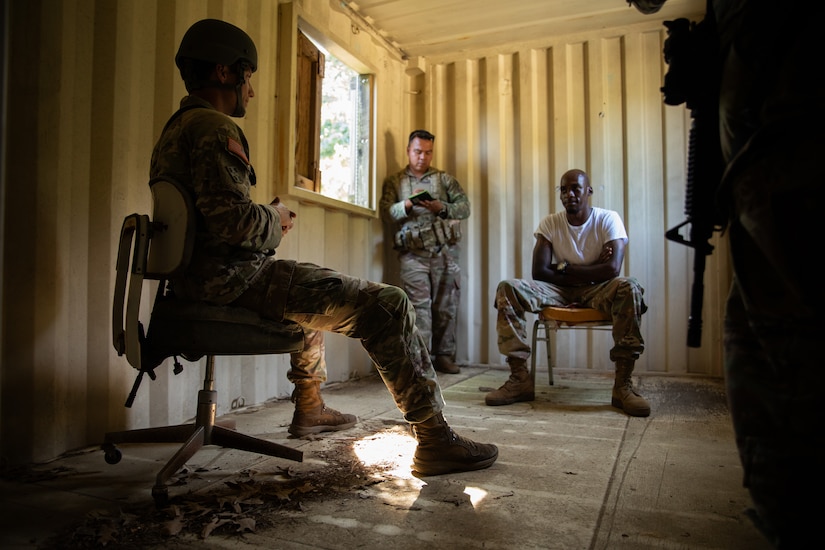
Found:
[271,197,296,234]
[419,198,444,213]
[598,244,614,263]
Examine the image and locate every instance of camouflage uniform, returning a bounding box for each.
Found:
[713,1,825,546]
[380,167,469,359]
[150,96,444,422]
[496,205,646,364]
[496,277,646,363]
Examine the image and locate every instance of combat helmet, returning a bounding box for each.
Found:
[176,18,257,72]
[175,19,257,117]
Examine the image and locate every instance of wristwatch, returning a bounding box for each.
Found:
[438,205,448,219]
[556,260,569,274]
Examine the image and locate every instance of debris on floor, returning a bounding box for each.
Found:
[40,422,415,548]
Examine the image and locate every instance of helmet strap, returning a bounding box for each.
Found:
[230,62,248,117]
[231,83,246,117]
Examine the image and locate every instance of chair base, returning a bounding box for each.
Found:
[102,358,303,507]
[530,307,613,388]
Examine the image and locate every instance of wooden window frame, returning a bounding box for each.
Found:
[295,31,322,192]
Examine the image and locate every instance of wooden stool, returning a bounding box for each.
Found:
[530,306,612,386]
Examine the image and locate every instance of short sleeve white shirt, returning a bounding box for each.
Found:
[535,207,628,264]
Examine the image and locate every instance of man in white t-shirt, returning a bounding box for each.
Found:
[486,169,650,416]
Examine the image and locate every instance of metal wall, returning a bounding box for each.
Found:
[0,0,726,465]
[410,23,730,375]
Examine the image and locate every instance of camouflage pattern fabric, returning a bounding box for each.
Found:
[399,251,460,356]
[715,1,825,545]
[380,167,469,357]
[236,259,444,422]
[150,95,283,305]
[151,96,444,421]
[495,277,646,363]
[380,167,470,236]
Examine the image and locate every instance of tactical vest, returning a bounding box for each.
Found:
[393,218,462,255]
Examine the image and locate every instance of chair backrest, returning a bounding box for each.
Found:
[111,213,149,366]
[146,177,195,278]
[112,176,304,375]
[112,177,193,369]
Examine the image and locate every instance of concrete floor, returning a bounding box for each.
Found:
[0,366,773,549]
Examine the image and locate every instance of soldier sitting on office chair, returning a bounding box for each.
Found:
[150,18,498,476]
[487,169,650,416]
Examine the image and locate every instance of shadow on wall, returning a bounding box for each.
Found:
[381,129,403,287]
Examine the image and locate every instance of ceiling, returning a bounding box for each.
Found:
[338,0,706,60]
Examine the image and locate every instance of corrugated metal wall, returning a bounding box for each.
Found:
[406,25,730,375]
[0,0,728,465]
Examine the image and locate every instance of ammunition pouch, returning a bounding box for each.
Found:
[394,218,461,254]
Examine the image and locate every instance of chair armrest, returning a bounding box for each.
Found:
[112,214,140,356]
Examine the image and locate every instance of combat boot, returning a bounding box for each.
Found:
[485,359,534,406]
[411,413,498,476]
[434,355,460,374]
[288,380,358,437]
[612,359,651,417]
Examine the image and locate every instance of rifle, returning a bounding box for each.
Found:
[661,4,727,348]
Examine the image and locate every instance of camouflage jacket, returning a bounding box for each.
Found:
[379,166,470,253]
[149,95,285,305]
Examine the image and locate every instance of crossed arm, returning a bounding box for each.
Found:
[531,234,627,286]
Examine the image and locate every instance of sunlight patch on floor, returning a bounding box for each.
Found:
[463,486,488,507]
[352,426,418,480]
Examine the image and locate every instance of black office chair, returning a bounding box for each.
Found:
[103,176,304,507]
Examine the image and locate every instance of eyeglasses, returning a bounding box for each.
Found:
[556,184,585,195]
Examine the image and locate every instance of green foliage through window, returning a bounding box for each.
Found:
[318,55,371,208]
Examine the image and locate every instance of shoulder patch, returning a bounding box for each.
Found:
[226,165,246,184]
[227,138,250,165]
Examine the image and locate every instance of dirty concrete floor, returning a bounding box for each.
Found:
[0,366,773,549]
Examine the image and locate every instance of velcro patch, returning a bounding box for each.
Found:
[226,165,246,183]
[227,138,249,164]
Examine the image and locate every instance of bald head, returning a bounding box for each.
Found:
[558,168,593,220]
[560,169,590,187]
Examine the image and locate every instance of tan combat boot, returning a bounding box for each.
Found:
[434,355,460,374]
[411,413,499,476]
[485,359,534,406]
[288,380,358,437]
[612,359,651,417]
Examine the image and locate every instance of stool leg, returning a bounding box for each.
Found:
[532,320,555,387]
[544,322,554,386]
[530,320,539,387]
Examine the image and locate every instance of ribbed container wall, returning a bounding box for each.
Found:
[0,0,725,465]
[407,24,728,376]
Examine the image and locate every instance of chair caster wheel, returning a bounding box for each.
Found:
[152,485,169,509]
[103,445,122,465]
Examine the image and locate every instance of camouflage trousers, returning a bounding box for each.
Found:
[495,277,646,363]
[399,249,461,358]
[721,138,825,547]
[234,259,444,423]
